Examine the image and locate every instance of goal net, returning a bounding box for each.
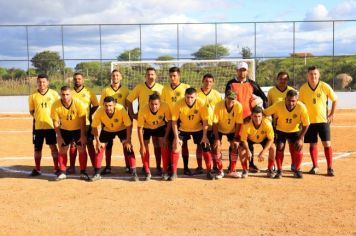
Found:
[111,59,255,92]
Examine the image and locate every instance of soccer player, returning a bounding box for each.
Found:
[197,73,222,174]
[67,72,99,174]
[161,67,190,175]
[126,67,164,175]
[212,90,243,178]
[99,69,132,175]
[263,89,310,179]
[171,88,214,180]
[28,74,59,176]
[51,86,89,181]
[137,94,172,181]
[267,71,294,170]
[299,66,337,176]
[90,96,135,181]
[240,106,275,178]
[225,61,268,173]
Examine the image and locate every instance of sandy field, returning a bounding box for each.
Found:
[0,110,355,235]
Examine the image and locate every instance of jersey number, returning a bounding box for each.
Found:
[66,114,73,120]
[188,115,194,120]
[40,102,47,108]
[285,118,292,124]
[313,98,317,104]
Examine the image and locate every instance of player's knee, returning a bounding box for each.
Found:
[124,147,134,155]
[34,145,43,152]
[200,142,211,152]
[276,142,285,151]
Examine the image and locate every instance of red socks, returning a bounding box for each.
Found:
[87,143,96,167]
[324,146,333,169]
[230,151,238,172]
[58,153,68,171]
[161,147,169,173]
[310,145,318,168]
[171,151,180,174]
[141,151,150,173]
[268,158,274,170]
[275,150,284,171]
[95,148,105,169]
[294,150,303,170]
[215,153,223,172]
[202,151,212,172]
[196,148,203,168]
[69,145,77,167]
[78,151,88,171]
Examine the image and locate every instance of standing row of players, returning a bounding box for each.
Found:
[28,62,337,181]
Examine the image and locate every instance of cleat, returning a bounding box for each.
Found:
[227,171,242,178]
[144,172,152,181]
[294,170,303,179]
[266,169,276,178]
[215,171,224,179]
[54,169,61,176]
[29,169,41,177]
[309,167,319,175]
[169,173,178,181]
[80,172,90,181]
[206,172,215,180]
[155,167,162,176]
[249,163,260,173]
[90,173,101,182]
[55,173,66,181]
[183,168,192,176]
[66,166,76,175]
[162,173,170,181]
[274,170,283,179]
[241,170,249,178]
[100,167,112,175]
[131,172,139,182]
[194,167,204,175]
[291,164,296,172]
[327,168,335,177]
[125,167,131,174]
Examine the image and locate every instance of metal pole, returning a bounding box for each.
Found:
[99,24,103,86]
[332,21,335,89]
[139,24,142,60]
[293,22,295,87]
[215,23,218,59]
[26,25,30,94]
[177,24,180,60]
[61,25,65,82]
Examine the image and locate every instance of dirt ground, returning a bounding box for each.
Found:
[0,110,355,235]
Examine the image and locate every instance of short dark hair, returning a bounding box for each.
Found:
[277,71,289,80]
[307,65,319,72]
[60,86,71,92]
[169,66,180,74]
[111,69,120,74]
[252,106,263,114]
[146,67,156,73]
[149,93,160,101]
[185,87,197,95]
[73,72,83,78]
[202,73,214,82]
[37,74,48,80]
[103,96,115,103]
[286,89,298,97]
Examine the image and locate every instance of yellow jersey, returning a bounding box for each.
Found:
[241,118,274,143]
[172,98,209,132]
[197,88,222,127]
[51,98,86,131]
[213,100,243,134]
[267,86,294,106]
[137,102,171,129]
[28,89,59,130]
[126,82,163,111]
[299,81,337,123]
[91,104,132,132]
[100,85,129,107]
[161,83,190,112]
[263,101,310,133]
[71,86,99,125]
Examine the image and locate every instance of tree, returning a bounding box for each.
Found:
[192,44,229,59]
[31,51,64,75]
[75,61,101,78]
[156,55,175,61]
[240,47,252,59]
[117,48,141,61]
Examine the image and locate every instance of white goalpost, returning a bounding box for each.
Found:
[110,59,256,92]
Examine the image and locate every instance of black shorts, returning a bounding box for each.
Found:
[304,123,330,143]
[60,129,81,146]
[99,129,127,143]
[247,138,268,152]
[275,130,299,145]
[179,130,203,144]
[33,129,57,150]
[143,125,166,140]
[86,125,94,142]
[218,132,235,142]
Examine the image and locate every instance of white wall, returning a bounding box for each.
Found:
[0,92,355,114]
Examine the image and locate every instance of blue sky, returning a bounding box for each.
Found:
[0,0,355,69]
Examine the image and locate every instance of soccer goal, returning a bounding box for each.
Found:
[111,59,255,92]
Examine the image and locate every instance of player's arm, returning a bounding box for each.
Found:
[137,126,145,157]
[328,100,337,123]
[257,139,273,162]
[295,124,309,152]
[201,119,209,144]
[91,112,104,151]
[124,125,133,153]
[126,99,137,120]
[53,118,63,147]
[79,115,87,146]
[240,140,252,160]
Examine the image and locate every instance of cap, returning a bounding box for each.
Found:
[237,62,248,70]
[225,90,237,99]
